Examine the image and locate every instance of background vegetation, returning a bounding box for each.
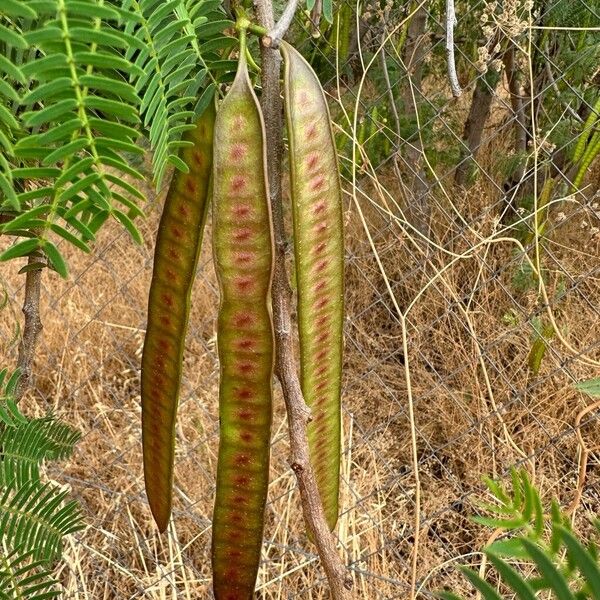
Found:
[1,0,599,597]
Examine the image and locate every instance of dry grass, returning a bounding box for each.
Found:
[1,89,600,600]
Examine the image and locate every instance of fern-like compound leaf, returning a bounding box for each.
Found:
[0,547,60,600]
[1,0,147,274]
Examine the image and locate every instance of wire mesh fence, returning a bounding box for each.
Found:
[1,0,599,597]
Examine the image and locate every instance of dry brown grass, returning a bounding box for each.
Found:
[1,127,600,600]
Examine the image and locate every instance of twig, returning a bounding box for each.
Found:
[445,0,461,98]
[254,0,352,597]
[309,0,323,36]
[567,398,600,519]
[16,254,44,399]
[262,0,298,48]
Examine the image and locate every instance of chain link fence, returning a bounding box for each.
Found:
[1,0,599,597]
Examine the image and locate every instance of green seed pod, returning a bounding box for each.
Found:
[573,130,600,191]
[211,48,274,600]
[141,102,215,533]
[281,41,344,531]
[573,97,600,164]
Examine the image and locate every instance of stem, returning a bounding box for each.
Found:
[16,254,43,399]
[254,0,351,597]
[445,0,461,97]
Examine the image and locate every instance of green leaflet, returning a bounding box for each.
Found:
[211,47,274,600]
[281,41,344,531]
[141,100,216,533]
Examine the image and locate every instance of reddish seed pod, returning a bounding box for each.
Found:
[211,51,274,599]
[141,102,216,533]
[281,41,344,531]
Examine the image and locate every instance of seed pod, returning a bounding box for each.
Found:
[281,41,344,531]
[573,97,600,164]
[141,102,215,533]
[211,50,274,599]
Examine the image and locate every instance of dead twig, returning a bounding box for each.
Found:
[254,0,352,597]
[262,0,298,48]
[446,0,462,97]
[567,398,600,519]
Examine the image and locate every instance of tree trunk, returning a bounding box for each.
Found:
[454,67,500,186]
[401,3,430,234]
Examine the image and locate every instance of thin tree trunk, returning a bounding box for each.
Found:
[16,254,44,399]
[454,67,500,186]
[254,2,352,598]
[401,3,430,233]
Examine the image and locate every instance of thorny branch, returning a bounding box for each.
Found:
[446,0,462,97]
[253,0,352,597]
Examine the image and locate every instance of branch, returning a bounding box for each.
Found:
[445,0,461,98]
[262,0,298,47]
[254,0,352,597]
[16,254,44,399]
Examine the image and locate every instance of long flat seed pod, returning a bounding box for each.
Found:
[141,102,215,533]
[211,45,274,600]
[281,41,344,531]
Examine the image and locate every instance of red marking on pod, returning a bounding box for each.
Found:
[185,178,196,194]
[158,339,170,351]
[234,204,251,217]
[310,175,325,192]
[314,278,327,291]
[298,90,311,110]
[233,227,252,242]
[160,316,171,327]
[171,226,183,238]
[317,330,329,343]
[317,314,329,327]
[192,150,203,166]
[230,143,247,161]
[235,275,254,293]
[238,409,253,421]
[231,175,247,193]
[232,494,247,504]
[237,338,255,350]
[315,221,328,233]
[316,348,328,361]
[313,201,326,215]
[315,259,328,273]
[236,387,253,400]
[233,115,246,129]
[168,247,179,260]
[237,362,254,374]
[316,364,329,376]
[307,153,319,170]
[316,435,328,448]
[161,293,174,307]
[235,250,254,265]
[235,474,250,486]
[235,453,250,466]
[178,204,189,217]
[316,380,329,392]
[306,124,318,140]
[240,431,253,442]
[233,312,253,327]
[315,296,329,310]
